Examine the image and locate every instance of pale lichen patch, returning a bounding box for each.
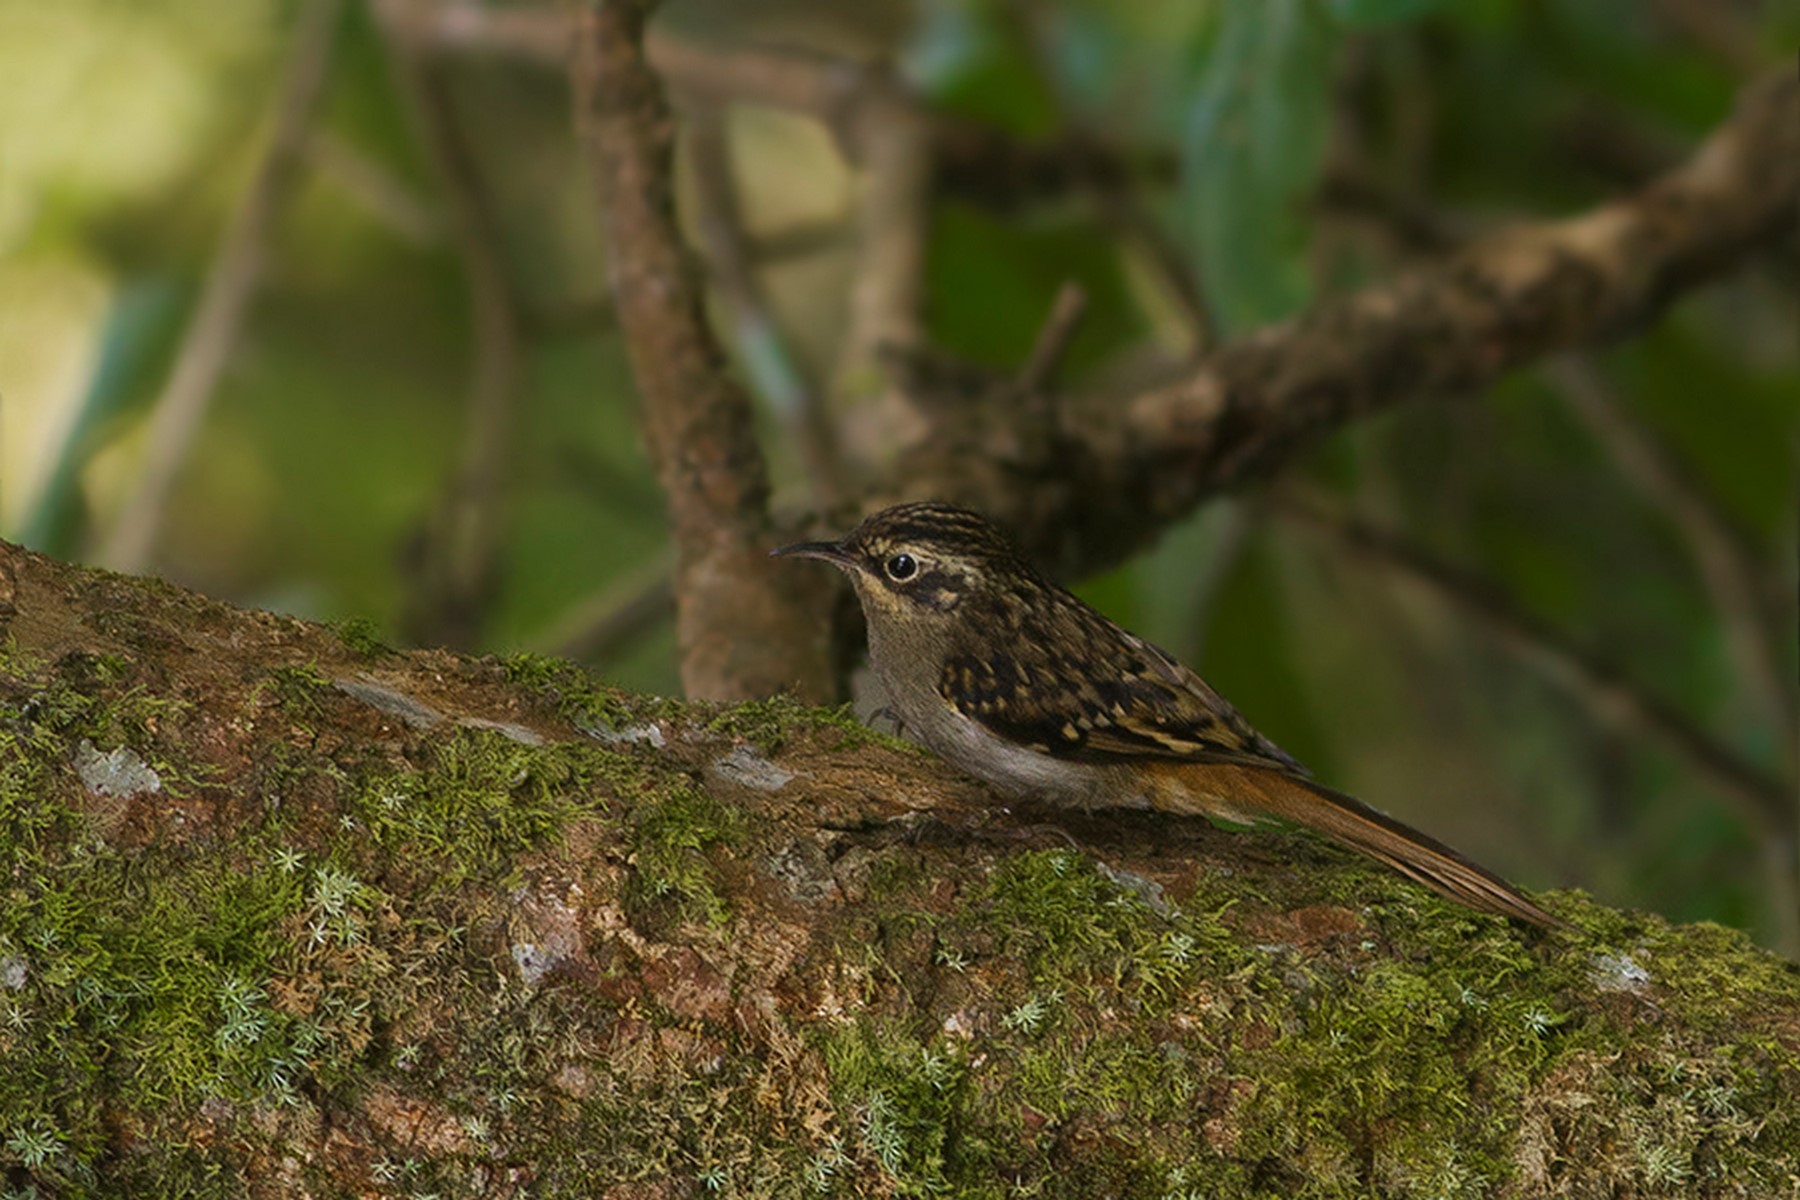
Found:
[458,717,544,745]
[73,738,161,797]
[1,954,27,990]
[584,720,667,749]
[333,675,443,729]
[1588,952,1652,995]
[708,744,795,792]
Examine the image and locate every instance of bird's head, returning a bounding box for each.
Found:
[771,501,1031,625]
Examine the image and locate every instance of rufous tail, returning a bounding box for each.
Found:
[1201,765,1559,927]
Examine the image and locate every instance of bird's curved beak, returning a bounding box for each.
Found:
[769,539,855,568]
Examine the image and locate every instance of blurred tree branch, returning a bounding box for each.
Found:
[1016,281,1090,402]
[379,1,525,650]
[94,0,346,572]
[684,103,849,507]
[306,129,443,246]
[1547,356,1798,758]
[1272,495,1792,833]
[1012,9,1217,354]
[570,0,837,702]
[828,67,933,462]
[400,0,1165,212]
[558,0,1795,714]
[878,69,1800,580]
[1274,492,1799,955]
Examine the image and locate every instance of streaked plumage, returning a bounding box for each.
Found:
[773,501,1557,927]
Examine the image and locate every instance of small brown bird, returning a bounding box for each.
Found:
[773,501,1556,926]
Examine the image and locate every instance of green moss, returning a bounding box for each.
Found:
[352,726,627,887]
[628,785,742,928]
[865,853,928,902]
[502,651,919,757]
[820,1024,988,1196]
[0,846,317,1179]
[977,849,1242,983]
[702,693,917,756]
[0,646,185,758]
[501,651,662,733]
[536,1059,825,1197]
[259,662,332,721]
[1548,916,1800,1193]
[332,615,390,659]
[4,631,1796,1196]
[0,646,662,1191]
[0,711,76,857]
[791,846,1768,1199]
[0,645,188,857]
[108,1142,251,1200]
[983,849,1136,965]
[497,650,580,694]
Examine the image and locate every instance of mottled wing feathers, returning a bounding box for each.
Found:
[940,588,1305,775]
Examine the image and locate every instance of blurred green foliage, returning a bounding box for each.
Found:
[0,0,1793,942]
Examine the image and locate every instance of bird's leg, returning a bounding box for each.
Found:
[868,705,911,739]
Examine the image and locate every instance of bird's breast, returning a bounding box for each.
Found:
[865,617,1126,805]
[890,683,1137,807]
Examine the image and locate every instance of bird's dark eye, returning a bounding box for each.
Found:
[885,553,918,581]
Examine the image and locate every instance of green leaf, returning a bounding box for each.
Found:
[907,0,1060,137]
[1180,0,1338,333]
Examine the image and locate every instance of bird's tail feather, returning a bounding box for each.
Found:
[1199,765,1559,927]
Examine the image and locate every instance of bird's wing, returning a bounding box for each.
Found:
[939,601,1307,776]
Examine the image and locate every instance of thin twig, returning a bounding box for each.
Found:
[1548,357,1797,756]
[831,72,933,458]
[519,216,847,340]
[379,2,524,650]
[1274,494,1792,840]
[1017,282,1089,400]
[1313,166,1463,256]
[406,0,1165,209]
[307,128,442,245]
[1009,10,1217,354]
[748,214,852,264]
[95,0,345,572]
[1282,489,1800,954]
[685,103,849,507]
[1093,181,1219,355]
[528,551,675,663]
[1652,0,1766,76]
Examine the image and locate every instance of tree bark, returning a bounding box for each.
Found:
[569,0,837,705]
[0,538,1794,1198]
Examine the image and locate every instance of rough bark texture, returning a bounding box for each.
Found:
[1,540,1796,1198]
[570,0,836,704]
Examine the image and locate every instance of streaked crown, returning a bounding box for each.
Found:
[850,502,1032,611]
[772,502,1035,613]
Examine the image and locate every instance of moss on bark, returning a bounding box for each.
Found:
[0,539,1795,1198]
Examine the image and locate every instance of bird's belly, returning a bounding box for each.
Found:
[869,660,1139,807]
[919,704,1132,807]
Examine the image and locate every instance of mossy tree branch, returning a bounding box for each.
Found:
[1,539,1795,1197]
